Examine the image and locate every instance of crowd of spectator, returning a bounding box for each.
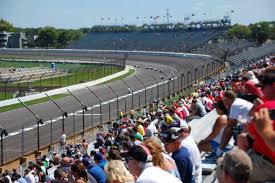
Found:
[0,56,274,183]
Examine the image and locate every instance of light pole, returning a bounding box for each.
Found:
[67,89,87,134]
[0,126,8,166]
[133,75,147,105]
[45,93,67,132]
[18,99,43,151]
[104,82,119,119]
[85,86,103,124]
[120,79,134,109]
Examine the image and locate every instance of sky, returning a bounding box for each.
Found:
[0,0,274,29]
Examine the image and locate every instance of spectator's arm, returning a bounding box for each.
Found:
[227,118,238,127]
[254,108,275,151]
[190,104,197,116]
[201,116,227,143]
[248,98,263,117]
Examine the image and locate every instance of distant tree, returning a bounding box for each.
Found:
[270,25,275,40]
[79,28,91,34]
[0,19,15,32]
[57,31,74,48]
[249,22,271,43]
[226,24,252,40]
[36,27,58,48]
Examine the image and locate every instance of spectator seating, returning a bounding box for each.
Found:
[67,29,227,52]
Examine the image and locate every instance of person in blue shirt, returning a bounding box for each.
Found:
[160,128,194,183]
[94,153,108,170]
[82,157,106,183]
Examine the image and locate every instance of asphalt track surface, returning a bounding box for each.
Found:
[0,51,215,164]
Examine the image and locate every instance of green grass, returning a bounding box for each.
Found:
[0,63,122,101]
[0,65,120,87]
[0,68,133,113]
[0,92,13,101]
[0,94,68,113]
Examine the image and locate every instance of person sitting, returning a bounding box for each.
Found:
[160,129,194,183]
[198,100,228,152]
[104,160,135,183]
[70,161,88,183]
[206,90,253,160]
[189,98,206,120]
[126,144,182,183]
[216,149,252,183]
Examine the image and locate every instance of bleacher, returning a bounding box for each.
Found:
[67,29,227,52]
[0,67,66,83]
[192,40,255,60]
[228,42,275,65]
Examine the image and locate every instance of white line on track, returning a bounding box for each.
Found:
[3,78,176,139]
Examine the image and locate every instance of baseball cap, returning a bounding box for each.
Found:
[217,149,252,181]
[81,157,91,166]
[126,145,152,163]
[242,71,256,80]
[159,129,179,145]
[94,153,104,161]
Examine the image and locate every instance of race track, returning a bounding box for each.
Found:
[0,50,217,164]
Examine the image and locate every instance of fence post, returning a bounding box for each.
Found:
[73,113,75,144]
[4,76,11,100]
[17,75,25,97]
[91,106,93,128]
[109,103,111,122]
[21,126,24,157]
[133,75,147,106]
[81,67,84,82]
[139,94,141,110]
[40,72,46,93]
[50,118,53,145]
[104,82,119,119]
[124,98,127,114]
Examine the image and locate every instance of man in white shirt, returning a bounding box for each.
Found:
[24,169,36,183]
[127,145,182,183]
[206,90,253,160]
[175,126,202,183]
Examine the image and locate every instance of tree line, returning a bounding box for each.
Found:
[226,22,275,43]
[0,19,90,48]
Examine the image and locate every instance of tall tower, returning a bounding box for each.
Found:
[165,9,171,24]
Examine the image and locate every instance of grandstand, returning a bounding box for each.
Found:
[67,28,227,52]
[228,42,275,65]
[0,67,65,83]
[192,40,255,60]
